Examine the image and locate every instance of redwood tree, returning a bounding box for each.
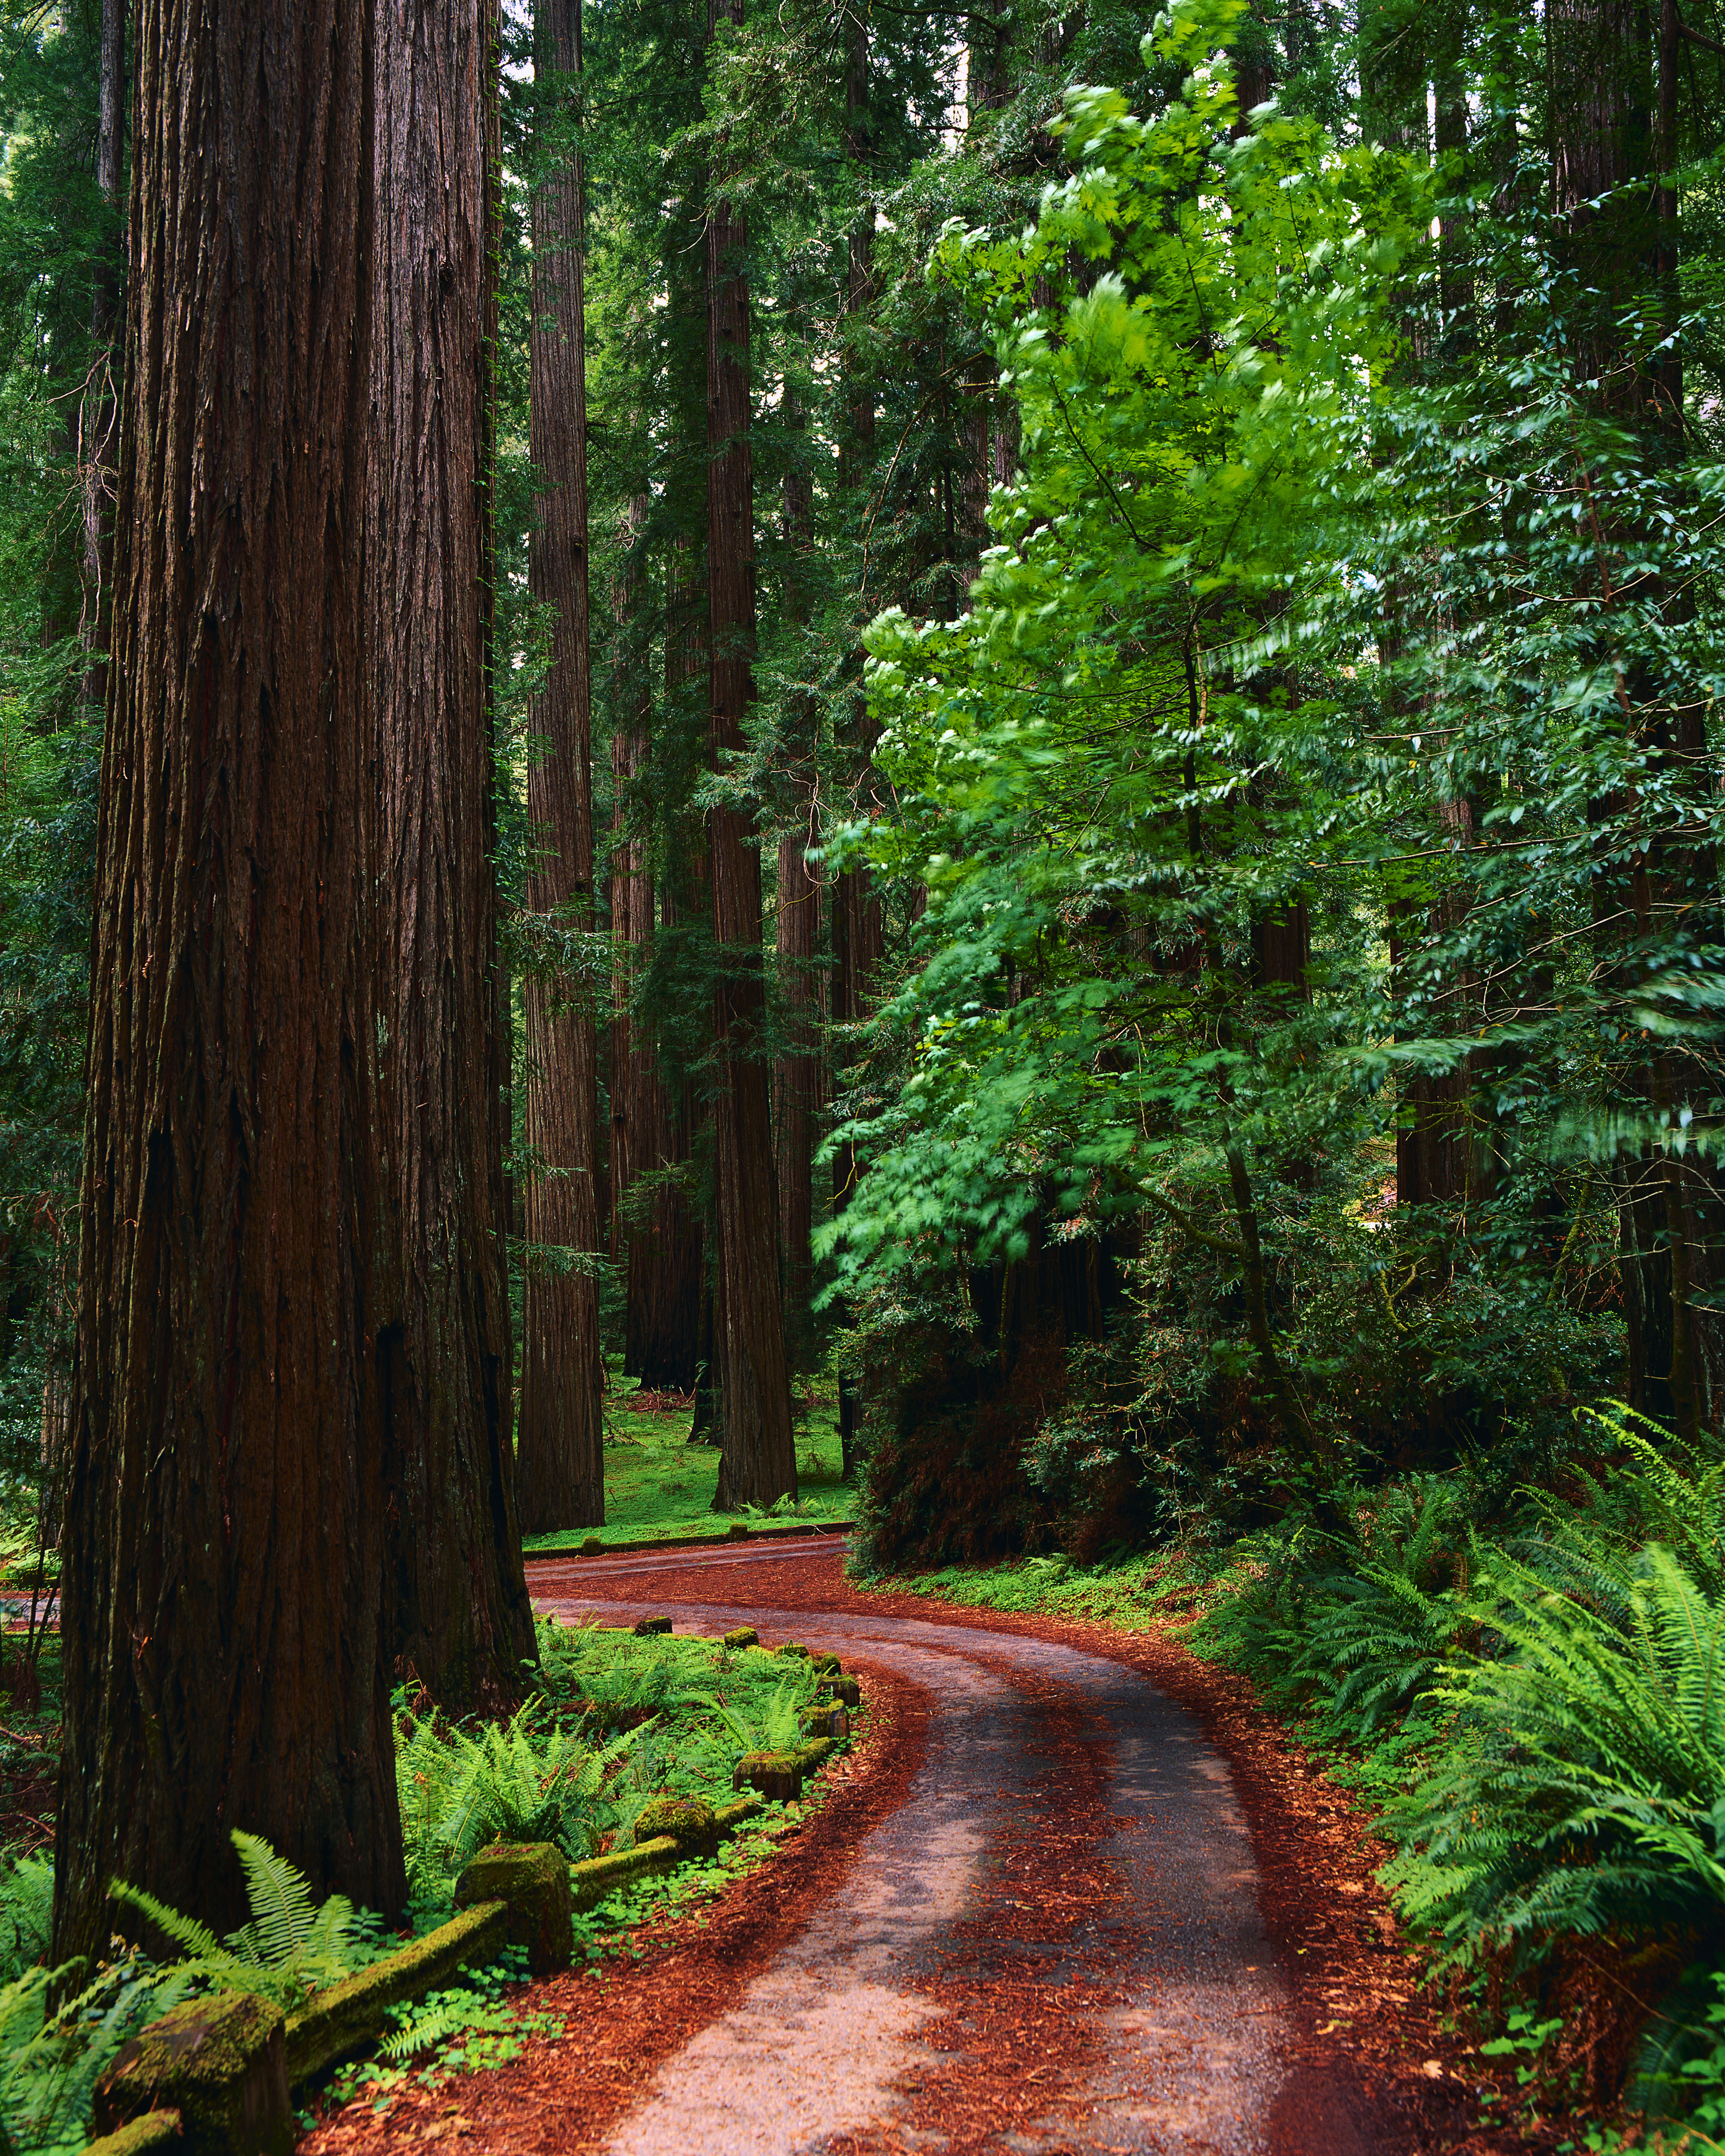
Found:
[370,0,535,1701]
[517,0,605,1530]
[707,0,796,1507]
[55,0,404,1958]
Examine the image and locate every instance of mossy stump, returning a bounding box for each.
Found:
[633,1615,673,1637]
[580,1536,604,1555]
[776,1641,809,1661]
[800,1702,850,1743]
[633,1795,718,1860]
[454,1842,573,1976]
[726,1523,750,1541]
[721,1626,758,1649]
[809,1652,842,1677]
[733,1750,803,1802]
[93,1992,292,2156]
[817,1676,861,1709]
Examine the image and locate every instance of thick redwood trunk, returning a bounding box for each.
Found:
[518,0,605,1530]
[370,0,534,1705]
[706,0,795,1507]
[55,0,403,1961]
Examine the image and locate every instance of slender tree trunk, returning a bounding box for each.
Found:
[55,0,403,1960]
[370,0,534,1705]
[518,0,605,1530]
[706,0,795,1508]
[776,383,820,1368]
[610,494,653,1272]
[77,0,125,711]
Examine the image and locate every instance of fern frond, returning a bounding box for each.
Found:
[229,1829,317,1967]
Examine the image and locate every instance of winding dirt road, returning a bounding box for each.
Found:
[306,1538,1477,2155]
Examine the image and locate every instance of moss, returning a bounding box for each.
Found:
[732,1750,804,1802]
[94,1993,292,2156]
[712,1794,762,1840]
[455,1841,573,1976]
[726,1524,750,1541]
[721,1626,758,1649]
[776,1641,810,1660]
[570,1836,680,1912]
[818,1675,861,1708]
[580,1536,604,1555]
[283,1901,508,2086]
[632,1615,673,1637]
[81,2111,183,2156]
[634,1796,717,1859]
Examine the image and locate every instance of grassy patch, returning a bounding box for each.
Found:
[523,1358,853,1552]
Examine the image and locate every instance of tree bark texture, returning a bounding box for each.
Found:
[707,0,796,1507]
[518,0,605,1530]
[369,0,534,1704]
[622,536,707,1394]
[775,389,820,1368]
[55,0,404,1962]
[77,0,125,707]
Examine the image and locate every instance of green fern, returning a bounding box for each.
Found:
[0,1858,54,1986]
[710,1675,807,1758]
[0,1954,193,2156]
[1383,1540,1725,1968]
[109,1831,362,2009]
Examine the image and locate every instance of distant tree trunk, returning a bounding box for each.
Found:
[518,0,605,1530]
[627,535,706,1392]
[54,0,404,1963]
[776,383,820,1369]
[369,0,534,1705]
[77,0,124,710]
[706,0,795,1509]
[610,494,654,1271]
[830,3,883,1479]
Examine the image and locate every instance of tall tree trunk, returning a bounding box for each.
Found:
[370,0,534,1705]
[55,0,403,1960]
[706,0,795,1508]
[626,532,706,1393]
[518,0,605,1530]
[830,3,883,1476]
[775,383,820,1369]
[77,0,125,711]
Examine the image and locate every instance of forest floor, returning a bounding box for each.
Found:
[520,1367,853,1553]
[300,1541,1552,2156]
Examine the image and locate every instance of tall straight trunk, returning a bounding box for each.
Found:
[706,0,795,1508]
[610,494,653,1273]
[518,0,605,1530]
[370,0,533,1705]
[628,534,706,1394]
[829,3,884,1475]
[1550,0,1722,1436]
[76,0,125,709]
[54,0,402,1961]
[775,383,820,1368]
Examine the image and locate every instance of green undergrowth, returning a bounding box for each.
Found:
[522,1358,851,1552]
[0,1625,850,2151]
[854,1406,1725,2152]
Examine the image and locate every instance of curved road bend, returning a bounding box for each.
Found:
[526,1541,1381,2156]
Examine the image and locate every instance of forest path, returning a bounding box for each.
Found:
[521,1544,1386,2156]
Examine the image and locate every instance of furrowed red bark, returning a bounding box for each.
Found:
[370,0,534,1704]
[55,0,404,1959]
[518,0,605,1530]
[706,0,795,1508]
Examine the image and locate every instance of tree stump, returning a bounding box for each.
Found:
[634,1795,718,1859]
[455,1841,573,1975]
[732,1750,803,1802]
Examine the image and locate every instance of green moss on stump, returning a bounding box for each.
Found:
[799,1702,850,1743]
[454,1842,572,1976]
[93,1993,292,2156]
[580,1536,604,1555]
[712,1794,762,1839]
[733,1750,803,1802]
[81,2108,184,2156]
[632,1796,717,1859]
[283,1900,508,2086]
[726,1524,750,1541]
[776,1642,809,1661]
[818,1676,861,1708]
[809,1653,841,1677]
[722,1626,758,1649]
[633,1616,673,1637]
